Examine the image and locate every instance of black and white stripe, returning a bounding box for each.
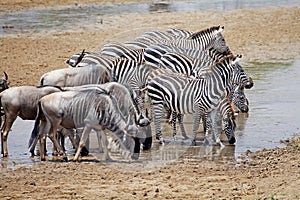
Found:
[146,55,253,145]
[100,43,145,64]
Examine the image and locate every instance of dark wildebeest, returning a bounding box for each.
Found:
[0,85,64,157]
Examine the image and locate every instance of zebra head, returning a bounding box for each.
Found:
[222,113,236,144]
[230,55,254,89]
[232,85,249,113]
[0,71,9,93]
[211,31,230,54]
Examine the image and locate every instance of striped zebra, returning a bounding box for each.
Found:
[170,83,249,140]
[166,28,193,37]
[157,52,214,78]
[125,25,228,54]
[153,74,249,140]
[146,54,253,145]
[144,43,215,67]
[100,43,145,64]
[139,28,192,40]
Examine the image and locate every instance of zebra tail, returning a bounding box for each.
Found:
[28,101,42,148]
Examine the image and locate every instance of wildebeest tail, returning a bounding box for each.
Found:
[28,101,42,148]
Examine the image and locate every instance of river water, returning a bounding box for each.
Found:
[1,1,300,169]
[0,0,299,35]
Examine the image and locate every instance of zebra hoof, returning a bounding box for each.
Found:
[62,156,68,162]
[182,135,190,140]
[159,140,165,145]
[191,140,197,146]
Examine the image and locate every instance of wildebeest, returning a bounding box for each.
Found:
[0,72,9,93]
[30,82,151,155]
[40,65,111,87]
[63,83,150,127]
[0,85,64,157]
[29,89,143,161]
[0,71,9,126]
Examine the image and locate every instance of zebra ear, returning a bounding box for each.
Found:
[217,24,224,33]
[233,54,242,64]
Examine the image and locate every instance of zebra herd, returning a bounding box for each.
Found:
[0,25,254,161]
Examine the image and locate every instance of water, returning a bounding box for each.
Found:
[1,0,299,35]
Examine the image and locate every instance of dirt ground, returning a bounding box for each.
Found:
[0,1,300,199]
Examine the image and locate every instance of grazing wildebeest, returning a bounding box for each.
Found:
[40,65,111,87]
[0,85,64,157]
[30,82,151,155]
[29,89,143,161]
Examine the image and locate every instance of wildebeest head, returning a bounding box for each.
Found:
[122,118,147,160]
[0,71,9,93]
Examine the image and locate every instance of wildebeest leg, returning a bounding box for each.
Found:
[76,128,89,156]
[37,120,51,161]
[96,130,112,161]
[47,123,67,161]
[96,130,104,153]
[1,114,17,157]
[57,129,65,152]
[66,129,78,150]
[74,126,92,161]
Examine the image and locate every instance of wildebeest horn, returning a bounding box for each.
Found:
[3,71,8,80]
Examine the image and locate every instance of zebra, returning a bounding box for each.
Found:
[146,68,249,140]
[144,43,214,67]
[165,28,193,37]
[125,25,228,55]
[138,28,192,40]
[100,43,145,64]
[169,83,249,141]
[157,52,214,78]
[146,54,253,146]
[128,25,228,52]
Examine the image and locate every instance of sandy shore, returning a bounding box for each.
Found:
[0,1,300,199]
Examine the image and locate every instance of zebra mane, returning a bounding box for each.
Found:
[214,54,237,66]
[198,54,237,78]
[187,25,224,40]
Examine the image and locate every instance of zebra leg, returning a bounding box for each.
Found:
[153,103,165,144]
[177,114,189,139]
[210,110,224,147]
[171,111,178,140]
[191,111,202,146]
